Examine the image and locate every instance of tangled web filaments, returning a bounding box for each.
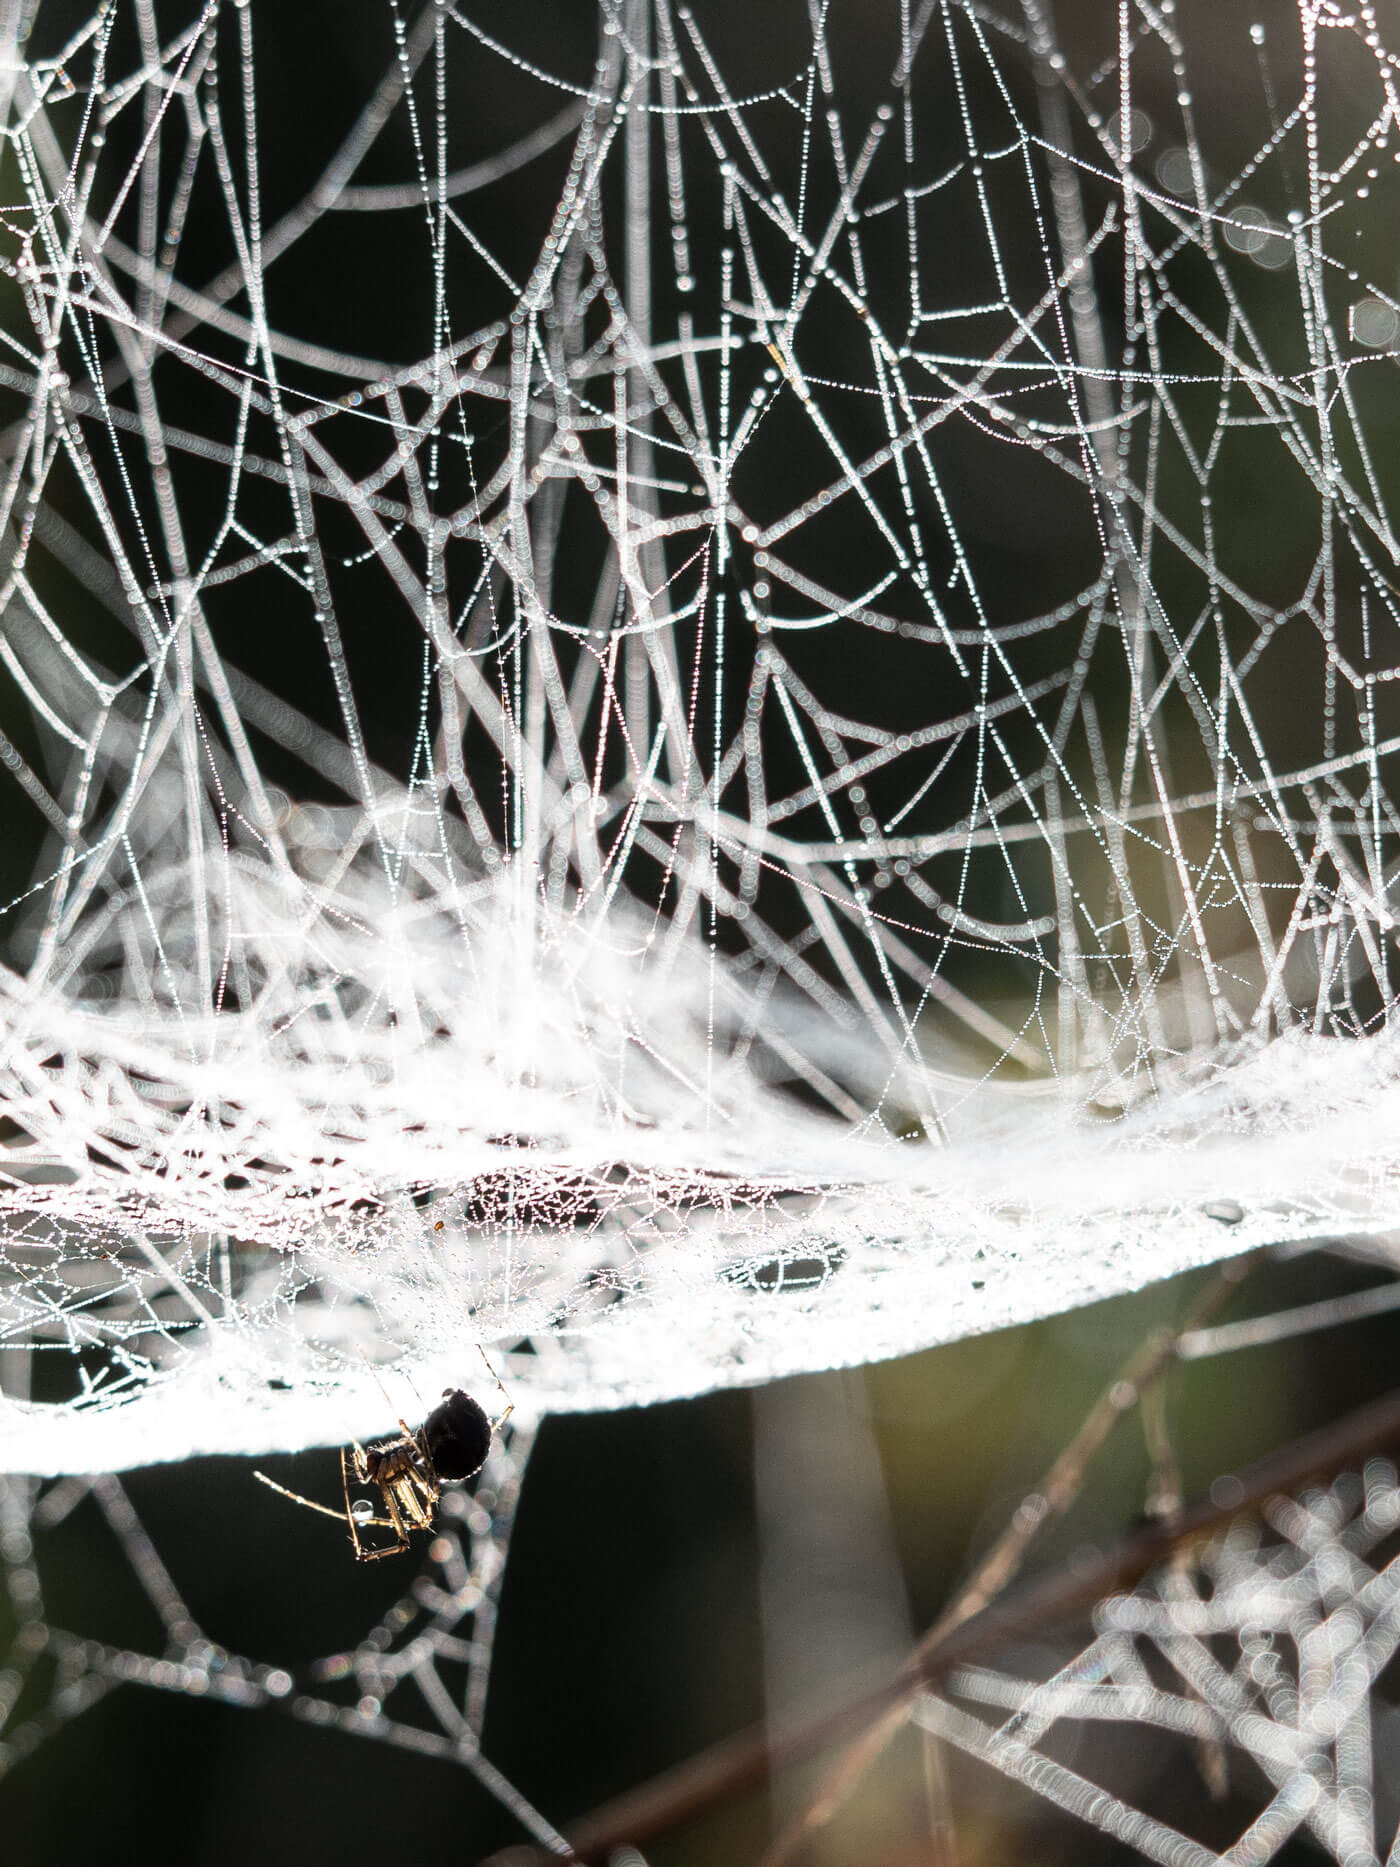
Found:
[0,1422,576,1849]
[0,0,1399,1458]
[923,1464,1400,1866]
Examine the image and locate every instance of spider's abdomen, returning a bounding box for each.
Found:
[423,1389,491,1481]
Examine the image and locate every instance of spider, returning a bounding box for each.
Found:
[254,1352,513,1561]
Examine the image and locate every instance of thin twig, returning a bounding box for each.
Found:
[755,1252,1258,1867]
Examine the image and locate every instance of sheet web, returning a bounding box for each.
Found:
[1,0,1400,1850]
[1,0,1400,1458]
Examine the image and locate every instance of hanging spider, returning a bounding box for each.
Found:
[254,1351,513,1561]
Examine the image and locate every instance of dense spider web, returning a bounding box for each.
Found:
[0,0,1398,1457]
[2,0,1400,1849]
[2,0,1399,1471]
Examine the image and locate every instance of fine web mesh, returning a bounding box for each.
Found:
[2,0,1400,1853]
[0,0,1397,1472]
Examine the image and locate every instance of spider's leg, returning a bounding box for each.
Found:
[357,1347,412,1420]
[382,1481,411,1547]
[349,1482,410,1561]
[395,1472,433,1532]
[254,1470,346,1522]
[342,1444,367,1558]
[412,1469,441,1527]
[476,1345,512,1410]
[474,1346,515,1440]
[356,1532,412,1561]
[355,1347,432,1429]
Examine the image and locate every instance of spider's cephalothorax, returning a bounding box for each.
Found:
[361,1435,432,1489]
[253,1357,512,1561]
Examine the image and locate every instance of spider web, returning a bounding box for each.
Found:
[3,0,1400,1849]
[921,1464,1400,1866]
[0,1423,573,1850]
[0,0,1398,1467]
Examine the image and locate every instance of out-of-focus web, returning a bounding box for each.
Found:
[921,1464,1400,1867]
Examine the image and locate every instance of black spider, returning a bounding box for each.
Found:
[254,1356,512,1560]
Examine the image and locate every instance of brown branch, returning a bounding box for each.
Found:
[481,1374,1400,1867]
